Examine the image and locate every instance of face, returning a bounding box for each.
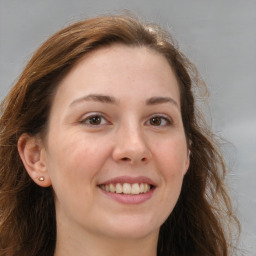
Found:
[42,45,189,241]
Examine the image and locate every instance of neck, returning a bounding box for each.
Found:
[54,229,159,256]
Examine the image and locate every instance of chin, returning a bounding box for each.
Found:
[105,227,159,240]
[98,215,161,240]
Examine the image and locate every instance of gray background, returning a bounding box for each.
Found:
[0,0,255,254]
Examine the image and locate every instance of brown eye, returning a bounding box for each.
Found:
[82,114,108,126]
[89,116,102,125]
[150,117,162,126]
[147,115,171,126]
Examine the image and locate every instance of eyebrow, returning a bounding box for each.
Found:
[70,94,118,107]
[70,94,179,108]
[146,96,179,108]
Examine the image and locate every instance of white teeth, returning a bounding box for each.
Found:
[131,183,140,194]
[144,184,150,193]
[110,184,115,193]
[140,183,145,193]
[116,183,122,194]
[123,183,131,194]
[100,183,151,194]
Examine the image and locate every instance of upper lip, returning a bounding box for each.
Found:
[99,175,156,186]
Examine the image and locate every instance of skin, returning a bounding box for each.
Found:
[18,44,190,256]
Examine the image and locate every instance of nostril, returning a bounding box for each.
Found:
[121,157,130,161]
[121,157,147,162]
[141,157,147,162]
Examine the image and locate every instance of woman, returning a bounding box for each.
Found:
[0,14,239,256]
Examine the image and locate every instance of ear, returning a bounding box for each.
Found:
[18,133,52,187]
[183,150,191,175]
[182,139,192,175]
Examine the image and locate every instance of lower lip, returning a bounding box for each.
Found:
[99,188,155,205]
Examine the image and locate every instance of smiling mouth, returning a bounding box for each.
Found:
[99,183,153,195]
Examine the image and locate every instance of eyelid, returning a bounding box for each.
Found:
[79,112,111,126]
[145,114,173,126]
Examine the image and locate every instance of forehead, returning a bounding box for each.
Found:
[72,44,171,75]
[53,44,180,106]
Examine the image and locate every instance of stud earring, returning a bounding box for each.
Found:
[39,176,45,181]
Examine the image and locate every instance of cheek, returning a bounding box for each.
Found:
[150,138,188,225]
[154,136,188,176]
[46,132,112,184]
[45,136,108,209]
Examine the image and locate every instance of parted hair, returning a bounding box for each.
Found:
[0,14,239,256]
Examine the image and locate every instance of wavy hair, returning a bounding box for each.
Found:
[0,14,239,256]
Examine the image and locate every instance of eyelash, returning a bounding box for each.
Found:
[80,113,172,127]
[146,115,172,127]
[80,113,110,126]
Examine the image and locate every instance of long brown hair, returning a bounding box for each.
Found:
[0,14,239,256]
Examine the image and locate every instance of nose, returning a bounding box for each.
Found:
[112,124,152,165]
